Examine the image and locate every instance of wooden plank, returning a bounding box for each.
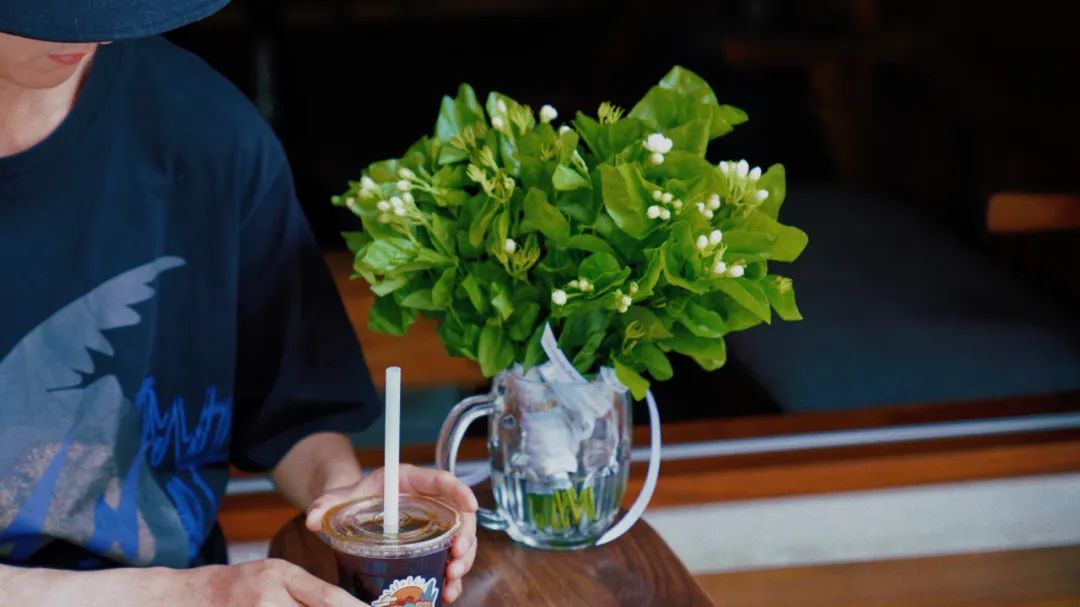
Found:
[987,193,1080,233]
[324,250,485,390]
[697,545,1080,607]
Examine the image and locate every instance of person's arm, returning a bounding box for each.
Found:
[0,560,367,606]
[270,432,363,510]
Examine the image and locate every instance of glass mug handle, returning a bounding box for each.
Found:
[435,394,506,530]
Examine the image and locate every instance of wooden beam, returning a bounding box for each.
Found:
[987,193,1080,233]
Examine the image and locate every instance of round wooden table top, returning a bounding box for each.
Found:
[270,515,713,606]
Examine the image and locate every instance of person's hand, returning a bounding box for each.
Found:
[305,464,479,603]
[16,559,368,607]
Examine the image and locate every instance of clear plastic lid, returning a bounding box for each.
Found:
[320,494,461,559]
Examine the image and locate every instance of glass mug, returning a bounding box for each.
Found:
[436,367,660,550]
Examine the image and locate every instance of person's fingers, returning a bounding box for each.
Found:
[451,512,476,558]
[442,578,463,604]
[399,466,479,512]
[283,564,368,607]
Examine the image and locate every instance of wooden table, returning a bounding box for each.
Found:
[270,515,713,606]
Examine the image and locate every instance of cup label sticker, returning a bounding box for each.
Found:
[372,575,440,607]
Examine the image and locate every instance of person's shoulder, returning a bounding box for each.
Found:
[119,36,283,167]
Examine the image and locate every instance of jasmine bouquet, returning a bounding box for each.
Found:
[333,66,806,399]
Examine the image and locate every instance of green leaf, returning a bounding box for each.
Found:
[436,84,485,142]
[565,234,616,256]
[722,229,776,256]
[552,165,591,191]
[715,278,771,323]
[429,213,457,256]
[490,283,514,321]
[633,342,673,381]
[756,164,787,219]
[356,237,416,274]
[468,195,500,247]
[744,210,808,262]
[400,289,441,311]
[432,268,456,307]
[599,163,650,238]
[368,296,416,336]
[664,119,711,156]
[508,302,541,341]
[478,322,513,376]
[764,275,803,321]
[614,358,649,400]
[523,188,570,244]
[679,300,728,338]
[523,323,547,369]
[623,306,672,340]
[665,327,727,371]
[578,252,627,289]
[370,275,409,297]
[461,274,488,314]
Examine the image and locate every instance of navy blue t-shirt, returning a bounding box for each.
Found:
[0,37,378,568]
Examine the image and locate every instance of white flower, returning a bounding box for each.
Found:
[376,200,391,212]
[552,290,568,306]
[718,161,731,175]
[652,190,664,201]
[736,160,749,178]
[539,104,558,123]
[492,116,505,130]
[646,205,661,219]
[496,99,508,114]
[708,193,721,210]
[659,208,671,220]
[712,260,727,275]
[397,168,415,180]
[728,264,745,278]
[704,209,714,219]
[618,294,632,313]
[672,199,683,210]
[649,152,665,166]
[396,180,411,191]
[402,192,414,204]
[755,189,769,201]
[643,133,674,154]
[504,238,517,254]
[696,235,709,250]
[709,229,723,245]
[558,125,572,134]
[749,166,762,181]
[390,196,404,209]
[661,192,674,204]
[393,207,406,217]
[360,176,378,192]
[696,202,706,213]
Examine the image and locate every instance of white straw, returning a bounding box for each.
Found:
[383,366,401,534]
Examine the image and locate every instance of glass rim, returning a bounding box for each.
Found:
[498,365,626,390]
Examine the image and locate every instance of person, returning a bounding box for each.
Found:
[0,1,478,604]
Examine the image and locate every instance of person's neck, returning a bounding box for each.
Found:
[0,52,95,158]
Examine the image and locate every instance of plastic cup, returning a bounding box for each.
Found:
[321,495,461,606]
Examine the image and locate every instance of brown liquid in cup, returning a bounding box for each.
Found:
[321,496,460,607]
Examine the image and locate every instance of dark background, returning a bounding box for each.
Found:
[168,0,1080,419]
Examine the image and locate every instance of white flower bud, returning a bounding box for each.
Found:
[629,281,639,294]
[504,238,517,254]
[393,207,406,217]
[755,189,769,201]
[552,290,568,306]
[749,166,762,181]
[646,205,661,219]
[539,104,558,123]
[728,264,745,278]
[620,294,632,310]
[661,192,674,204]
[708,193,721,210]
[709,229,723,245]
[568,279,580,289]
[558,125,572,134]
[403,192,414,204]
[376,200,391,212]
[345,197,356,207]
[396,180,411,191]
[736,160,749,178]
[643,133,674,154]
[579,278,593,292]
[696,235,709,250]
[712,261,727,275]
[390,196,404,209]
[718,161,731,175]
[672,199,683,210]
[704,209,714,219]
[659,208,671,220]
[492,116,505,130]
[652,190,664,201]
[360,176,378,191]
[649,152,665,166]
[496,99,508,114]
[378,214,390,224]
[397,168,415,180]
[696,202,706,213]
